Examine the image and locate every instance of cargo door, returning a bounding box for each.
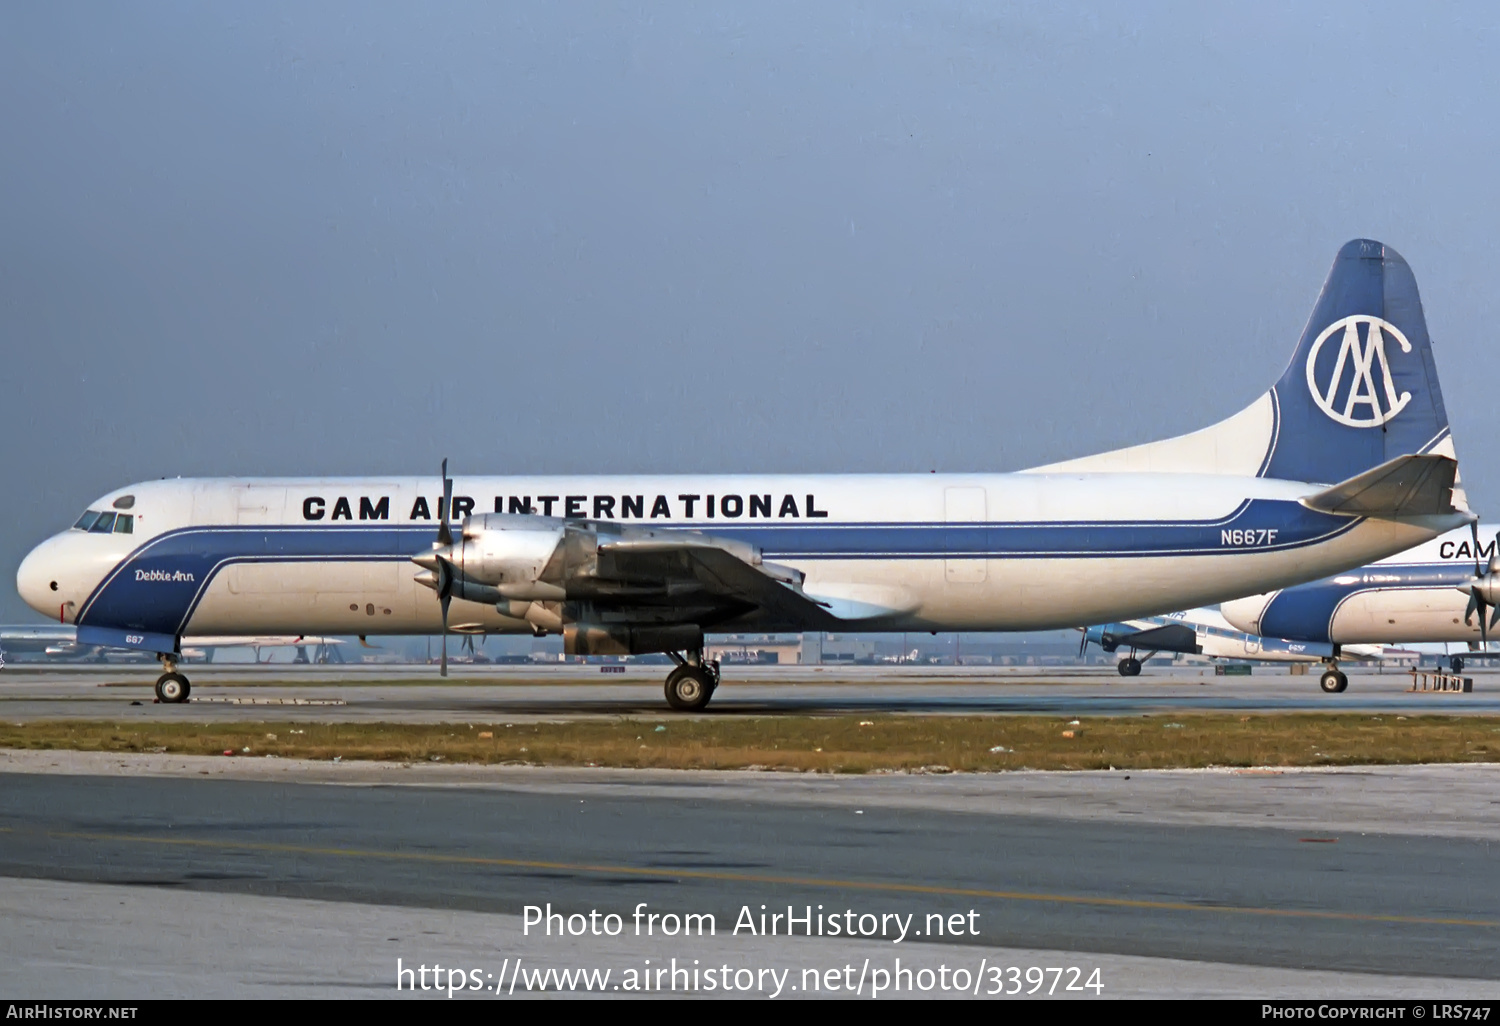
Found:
[944,487,987,583]
[226,487,290,594]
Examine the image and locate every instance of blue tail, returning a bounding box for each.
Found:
[1262,239,1453,485]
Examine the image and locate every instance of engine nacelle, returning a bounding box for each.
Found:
[449,514,566,586]
[498,599,565,632]
[1475,574,1500,607]
[564,623,704,657]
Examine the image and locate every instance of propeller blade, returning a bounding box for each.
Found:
[422,458,455,678]
[437,458,454,548]
[1078,629,1088,658]
[1479,530,1500,644]
[1465,592,1479,626]
[1472,520,1485,576]
[440,590,451,678]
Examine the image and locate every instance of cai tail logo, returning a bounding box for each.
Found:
[1304,315,1412,428]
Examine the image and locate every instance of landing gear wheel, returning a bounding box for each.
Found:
[155,672,191,703]
[1117,657,1142,677]
[1451,656,1466,674]
[1319,670,1348,694]
[664,666,714,711]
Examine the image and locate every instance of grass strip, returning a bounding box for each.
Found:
[4,714,1500,772]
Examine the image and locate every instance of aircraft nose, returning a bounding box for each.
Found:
[1220,594,1271,634]
[16,535,70,620]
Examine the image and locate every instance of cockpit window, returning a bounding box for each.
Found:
[74,508,134,534]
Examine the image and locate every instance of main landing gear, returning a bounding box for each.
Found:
[155,653,191,704]
[1116,649,1156,676]
[664,650,720,712]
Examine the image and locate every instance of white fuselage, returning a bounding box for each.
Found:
[16,473,1463,645]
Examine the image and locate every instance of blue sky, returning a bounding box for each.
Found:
[3,2,1498,621]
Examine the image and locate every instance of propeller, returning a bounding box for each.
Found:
[412,459,456,676]
[1077,628,1089,659]
[1458,525,1500,649]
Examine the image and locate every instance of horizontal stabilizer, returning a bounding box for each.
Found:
[1299,454,1460,518]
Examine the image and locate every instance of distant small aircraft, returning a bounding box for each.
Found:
[0,624,344,664]
[1079,606,1387,680]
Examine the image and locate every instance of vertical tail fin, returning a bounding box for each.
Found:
[1263,239,1455,486]
[1027,239,1462,504]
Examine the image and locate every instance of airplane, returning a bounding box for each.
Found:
[1078,606,1389,676]
[180,635,348,664]
[13,240,1475,709]
[0,624,346,664]
[1222,523,1500,690]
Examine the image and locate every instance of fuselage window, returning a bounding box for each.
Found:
[113,514,134,534]
[73,511,101,531]
[88,512,117,534]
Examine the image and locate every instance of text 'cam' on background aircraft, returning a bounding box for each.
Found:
[15,240,1473,709]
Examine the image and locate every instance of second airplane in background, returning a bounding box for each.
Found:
[1223,525,1500,685]
[1079,606,1389,681]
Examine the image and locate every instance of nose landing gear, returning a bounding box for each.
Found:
[155,653,191,704]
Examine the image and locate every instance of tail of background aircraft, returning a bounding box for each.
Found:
[1030,239,1466,507]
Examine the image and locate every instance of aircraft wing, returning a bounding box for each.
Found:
[1089,621,1201,654]
[1111,622,1200,653]
[595,537,843,629]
